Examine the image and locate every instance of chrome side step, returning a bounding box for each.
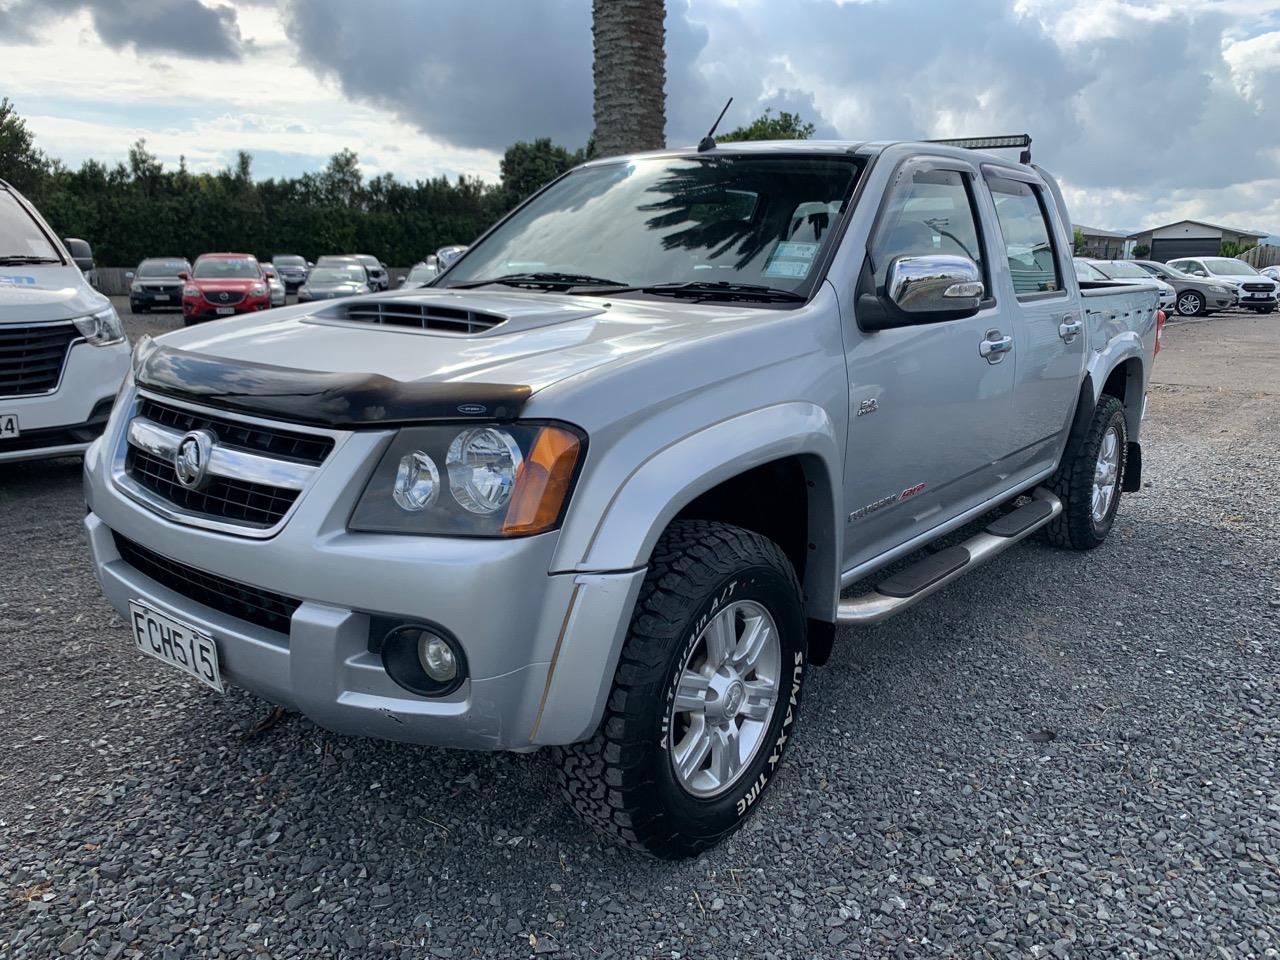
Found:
[836,489,1062,626]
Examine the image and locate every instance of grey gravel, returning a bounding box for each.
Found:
[1,307,1277,958]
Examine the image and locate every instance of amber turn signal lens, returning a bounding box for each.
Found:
[502,426,582,535]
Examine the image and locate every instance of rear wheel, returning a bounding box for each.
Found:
[1044,395,1127,550]
[554,520,807,859]
[1175,291,1204,316]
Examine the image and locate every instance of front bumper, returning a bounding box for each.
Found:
[130,289,182,310]
[0,340,128,463]
[182,297,271,322]
[1238,292,1277,308]
[82,414,644,750]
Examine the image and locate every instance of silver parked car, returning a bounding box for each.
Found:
[296,263,371,302]
[1086,260,1175,312]
[1132,259,1235,316]
[260,263,287,307]
[1166,256,1279,313]
[398,259,439,288]
[84,138,1158,858]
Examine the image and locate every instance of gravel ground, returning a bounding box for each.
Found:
[1,307,1277,959]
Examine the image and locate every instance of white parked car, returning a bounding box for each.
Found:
[260,264,287,307]
[0,179,129,462]
[399,259,439,288]
[1166,257,1278,313]
[1086,260,1175,311]
[1260,265,1280,282]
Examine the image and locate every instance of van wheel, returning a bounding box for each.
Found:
[554,520,807,859]
[1044,395,1127,550]
[1175,291,1203,316]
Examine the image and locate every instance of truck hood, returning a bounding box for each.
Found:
[153,287,776,395]
[0,263,109,322]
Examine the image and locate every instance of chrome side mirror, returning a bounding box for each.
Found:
[887,255,984,314]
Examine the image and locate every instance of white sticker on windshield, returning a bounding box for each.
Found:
[27,238,54,258]
[763,240,819,279]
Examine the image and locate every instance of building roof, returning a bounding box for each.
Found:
[1128,219,1270,240]
[1075,225,1129,238]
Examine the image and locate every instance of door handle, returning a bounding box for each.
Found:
[980,330,1013,363]
[1059,314,1082,343]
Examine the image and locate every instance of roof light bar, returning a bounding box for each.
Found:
[925,134,1032,150]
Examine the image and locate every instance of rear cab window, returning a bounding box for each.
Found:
[985,175,1064,299]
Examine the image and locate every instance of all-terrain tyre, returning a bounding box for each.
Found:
[1043,395,1127,550]
[554,520,807,859]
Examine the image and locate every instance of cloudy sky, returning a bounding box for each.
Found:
[1,0,1278,233]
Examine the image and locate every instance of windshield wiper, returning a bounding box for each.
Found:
[449,271,628,290]
[630,281,808,303]
[0,255,61,265]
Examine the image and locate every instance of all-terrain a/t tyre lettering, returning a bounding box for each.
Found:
[554,520,807,859]
[1044,394,1128,550]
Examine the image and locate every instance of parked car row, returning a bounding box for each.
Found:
[1074,254,1278,317]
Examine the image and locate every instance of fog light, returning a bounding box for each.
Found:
[417,633,457,682]
[378,623,466,697]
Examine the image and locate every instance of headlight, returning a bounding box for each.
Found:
[349,423,584,536]
[183,285,200,297]
[130,281,143,293]
[250,283,267,297]
[73,305,125,347]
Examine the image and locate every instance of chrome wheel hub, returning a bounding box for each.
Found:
[1092,426,1120,525]
[1177,293,1199,315]
[668,599,781,798]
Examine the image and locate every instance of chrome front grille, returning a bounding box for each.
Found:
[336,299,504,334]
[113,394,342,537]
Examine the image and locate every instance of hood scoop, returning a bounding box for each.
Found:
[308,290,607,337]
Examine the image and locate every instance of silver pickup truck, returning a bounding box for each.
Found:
[83,136,1160,858]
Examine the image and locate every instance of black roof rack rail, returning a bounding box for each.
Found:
[924,134,1032,164]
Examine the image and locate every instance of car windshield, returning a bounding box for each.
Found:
[1202,257,1258,276]
[0,190,61,261]
[1095,261,1148,279]
[1074,259,1108,281]
[137,259,187,277]
[310,266,364,284]
[193,258,260,279]
[407,263,437,282]
[442,154,863,297]
[273,255,305,266]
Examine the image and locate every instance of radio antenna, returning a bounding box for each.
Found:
[697,97,734,152]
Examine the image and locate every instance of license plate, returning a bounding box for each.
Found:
[0,413,18,439]
[128,600,224,692]
[153,294,170,302]
[216,306,235,315]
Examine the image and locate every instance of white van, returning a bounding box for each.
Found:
[1,179,130,463]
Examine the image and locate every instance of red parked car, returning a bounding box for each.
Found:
[181,253,271,325]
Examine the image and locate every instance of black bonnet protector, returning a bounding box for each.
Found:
[136,345,532,428]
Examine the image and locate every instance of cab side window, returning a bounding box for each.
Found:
[987,177,1063,298]
[871,167,986,294]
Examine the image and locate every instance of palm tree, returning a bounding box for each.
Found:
[592,0,666,158]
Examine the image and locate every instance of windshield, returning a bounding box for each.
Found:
[193,258,260,279]
[442,154,862,297]
[310,266,365,284]
[273,255,305,266]
[137,259,187,277]
[0,190,61,262]
[1202,257,1258,276]
[1095,261,1148,279]
[407,263,437,282]
[1074,259,1108,281]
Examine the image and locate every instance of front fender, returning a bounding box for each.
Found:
[556,402,843,616]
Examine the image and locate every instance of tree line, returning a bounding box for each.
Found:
[0,97,812,266]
